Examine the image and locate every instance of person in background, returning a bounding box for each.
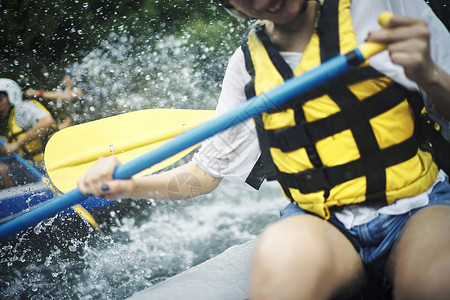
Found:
[78,0,450,298]
[26,74,83,129]
[0,78,57,188]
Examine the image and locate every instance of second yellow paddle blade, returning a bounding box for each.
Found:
[45,109,215,193]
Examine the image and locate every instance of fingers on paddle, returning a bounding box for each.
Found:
[368,15,429,44]
[78,156,121,197]
[368,15,430,69]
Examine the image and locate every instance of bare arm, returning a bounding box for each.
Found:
[369,15,450,120]
[78,158,222,200]
[1,115,56,155]
[25,88,83,102]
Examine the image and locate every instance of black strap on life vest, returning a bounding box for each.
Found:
[243,23,297,185]
[282,136,418,193]
[245,155,266,190]
[274,77,418,197]
[243,0,426,204]
[285,0,381,201]
[317,0,340,62]
[266,82,407,152]
[243,22,325,189]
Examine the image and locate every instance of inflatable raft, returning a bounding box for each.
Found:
[128,240,255,300]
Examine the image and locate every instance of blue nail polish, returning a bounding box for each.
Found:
[86,193,93,197]
[101,184,110,191]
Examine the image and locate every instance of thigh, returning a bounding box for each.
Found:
[251,214,364,299]
[387,205,450,299]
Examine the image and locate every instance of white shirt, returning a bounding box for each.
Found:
[14,102,50,130]
[193,0,450,228]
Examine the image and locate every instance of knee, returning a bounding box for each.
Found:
[250,220,328,299]
[250,216,364,300]
[250,217,338,294]
[253,217,332,271]
[393,252,450,300]
[390,206,450,299]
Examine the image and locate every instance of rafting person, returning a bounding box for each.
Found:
[0,78,58,189]
[26,74,84,130]
[78,0,450,298]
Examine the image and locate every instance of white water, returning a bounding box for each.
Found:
[0,26,288,299]
[1,180,285,299]
[75,181,284,299]
[65,31,233,124]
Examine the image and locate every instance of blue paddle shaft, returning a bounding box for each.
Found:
[0,49,366,241]
[115,52,364,178]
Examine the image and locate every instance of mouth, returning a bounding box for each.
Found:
[266,0,285,13]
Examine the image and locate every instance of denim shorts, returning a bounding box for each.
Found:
[279,178,450,288]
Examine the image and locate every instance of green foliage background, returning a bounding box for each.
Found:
[0,0,245,88]
[0,0,251,135]
[0,1,448,151]
[1,0,448,88]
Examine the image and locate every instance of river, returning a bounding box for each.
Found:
[1,179,285,299]
[0,27,287,299]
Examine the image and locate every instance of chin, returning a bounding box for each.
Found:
[270,4,303,23]
[271,12,298,24]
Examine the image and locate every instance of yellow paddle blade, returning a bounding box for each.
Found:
[42,177,100,229]
[71,204,100,230]
[44,109,215,193]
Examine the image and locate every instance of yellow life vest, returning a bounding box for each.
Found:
[8,100,57,163]
[242,0,438,219]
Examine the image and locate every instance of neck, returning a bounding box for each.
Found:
[265,1,318,52]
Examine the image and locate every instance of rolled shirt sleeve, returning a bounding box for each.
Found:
[193,48,262,190]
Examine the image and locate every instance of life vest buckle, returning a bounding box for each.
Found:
[294,167,331,194]
[272,124,312,152]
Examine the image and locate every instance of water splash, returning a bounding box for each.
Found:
[1,181,284,299]
[0,19,285,299]
[66,30,233,124]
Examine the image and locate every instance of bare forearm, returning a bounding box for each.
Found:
[368,16,450,121]
[15,116,55,148]
[44,90,83,101]
[129,161,222,200]
[78,158,222,200]
[417,63,450,121]
[26,88,83,101]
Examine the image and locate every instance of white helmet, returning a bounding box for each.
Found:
[0,78,23,106]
